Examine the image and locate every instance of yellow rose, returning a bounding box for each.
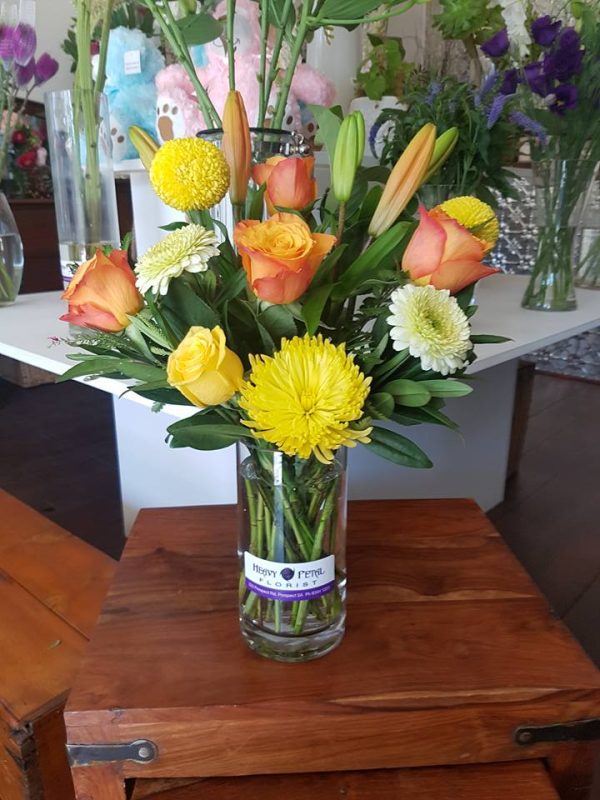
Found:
[167,326,244,407]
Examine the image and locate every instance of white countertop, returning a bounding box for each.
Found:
[1,275,599,419]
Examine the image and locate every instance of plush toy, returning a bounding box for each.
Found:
[101,27,165,162]
[155,0,334,142]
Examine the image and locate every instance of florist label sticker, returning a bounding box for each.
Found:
[244,552,335,602]
[124,50,142,75]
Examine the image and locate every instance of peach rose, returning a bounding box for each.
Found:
[402,206,499,294]
[252,156,317,216]
[60,249,143,332]
[234,212,336,304]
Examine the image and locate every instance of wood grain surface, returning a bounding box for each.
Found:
[65,500,600,781]
[132,760,559,800]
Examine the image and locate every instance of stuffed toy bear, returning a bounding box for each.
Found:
[155,0,334,142]
[101,26,165,162]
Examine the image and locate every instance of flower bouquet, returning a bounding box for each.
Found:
[60,86,506,661]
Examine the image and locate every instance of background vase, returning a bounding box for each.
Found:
[0,192,24,305]
[573,171,600,290]
[238,446,347,663]
[45,90,120,289]
[522,158,595,311]
[489,167,538,275]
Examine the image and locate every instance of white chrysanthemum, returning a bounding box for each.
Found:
[135,225,219,296]
[387,285,472,376]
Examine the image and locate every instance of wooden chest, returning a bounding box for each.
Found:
[0,490,115,800]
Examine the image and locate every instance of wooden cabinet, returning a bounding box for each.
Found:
[64,500,600,799]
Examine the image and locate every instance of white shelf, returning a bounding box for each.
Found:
[1,275,599,420]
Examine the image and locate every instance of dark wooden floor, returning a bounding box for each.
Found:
[0,371,598,663]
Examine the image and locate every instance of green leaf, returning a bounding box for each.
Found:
[417,379,473,398]
[332,221,412,299]
[57,358,124,382]
[302,284,333,335]
[176,12,223,45]
[118,363,167,383]
[311,245,347,288]
[308,104,342,162]
[383,378,431,407]
[366,427,433,469]
[163,280,220,329]
[366,392,394,419]
[373,348,410,380]
[315,0,388,23]
[470,334,511,344]
[392,405,460,431]
[168,411,249,450]
[215,269,247,305]
[258,304,298,342]
[160,221,188,232]
[247,184,266,220]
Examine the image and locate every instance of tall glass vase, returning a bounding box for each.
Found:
[45,90,120,289]
[522,159,595,311]
[238,446,347,663]
[0,192,24,306]
[574,171,600,289]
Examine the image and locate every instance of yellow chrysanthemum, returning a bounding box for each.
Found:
[435,196,499,251]
[150,138,230,212]
[240,335,372,463]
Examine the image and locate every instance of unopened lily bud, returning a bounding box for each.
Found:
[423,127,459,184]
[129,126,159,172]
[368,123,436,238]
[332,111,366,204]
[222,90,252,206]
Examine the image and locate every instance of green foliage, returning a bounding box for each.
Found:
[356,35,414,101]
[378,73,520,203]
[175,12,223,45]
[433,0,503,44]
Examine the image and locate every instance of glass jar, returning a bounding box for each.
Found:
[238,445,347,663]
[0,192,24,305]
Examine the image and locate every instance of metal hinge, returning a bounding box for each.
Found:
[515,719,600,746]
[66,739,158,767]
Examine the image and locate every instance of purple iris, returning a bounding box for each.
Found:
[0,25,15,63]
[14,57,35,86]
[13,23,36,66]
[531,16,561,47]
[549,83,578,115]
[524,61,551,97]
[34,52,59,85]
[544,28,584,81]
[500,68,519,95]
[481,28,510,58]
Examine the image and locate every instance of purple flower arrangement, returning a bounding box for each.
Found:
[0,23,59,181]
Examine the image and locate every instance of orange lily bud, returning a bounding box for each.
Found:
[222,90,252,206]
[368,123,437,238]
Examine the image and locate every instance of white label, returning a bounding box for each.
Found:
[244,552,335,601]
[124,50,142,75]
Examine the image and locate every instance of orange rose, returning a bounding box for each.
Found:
[402,206,499,294]
[252,156,317,216]
[234,212,336,304]
[60,249,143,332]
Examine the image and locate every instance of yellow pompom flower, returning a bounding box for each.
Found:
[240,335,372,463]
[435,196,499,251]
[150,138,230,212]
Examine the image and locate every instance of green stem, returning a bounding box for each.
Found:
[261,0,294,125]
[272,0,311,129]
[226,0,236,91]
[257,0,269,124]
[94,0,115,96]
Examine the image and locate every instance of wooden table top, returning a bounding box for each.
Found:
[65,499,600,780]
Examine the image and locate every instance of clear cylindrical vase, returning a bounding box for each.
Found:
[45,90,120,288]
[238,446,347,663]
[574,172,600,289]
[522,159,596,311]
[0,192,24,306]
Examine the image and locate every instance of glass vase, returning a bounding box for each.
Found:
[45,90,120,289]
[198,128,309,237]
[522,159,595,311]
[574,171,600,289]
[0,192,24,306]
[238,445,347,663]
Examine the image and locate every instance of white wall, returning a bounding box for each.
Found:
[32,0,73,102]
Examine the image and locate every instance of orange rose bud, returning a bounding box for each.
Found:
[368,123,437,238]
[60,249,143,332]
[222,90,252,205]
[234,212,336,304]
[402,205,499,294]
[252,155,317,216]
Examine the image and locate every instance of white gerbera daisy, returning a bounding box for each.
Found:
[135,224,220,296]
[387,284,472,376]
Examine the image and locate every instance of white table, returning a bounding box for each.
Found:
[2,276,599,531]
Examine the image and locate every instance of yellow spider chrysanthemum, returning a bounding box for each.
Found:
[240,335,372,463]
[435,196,499,251]
[150,138,230,212]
